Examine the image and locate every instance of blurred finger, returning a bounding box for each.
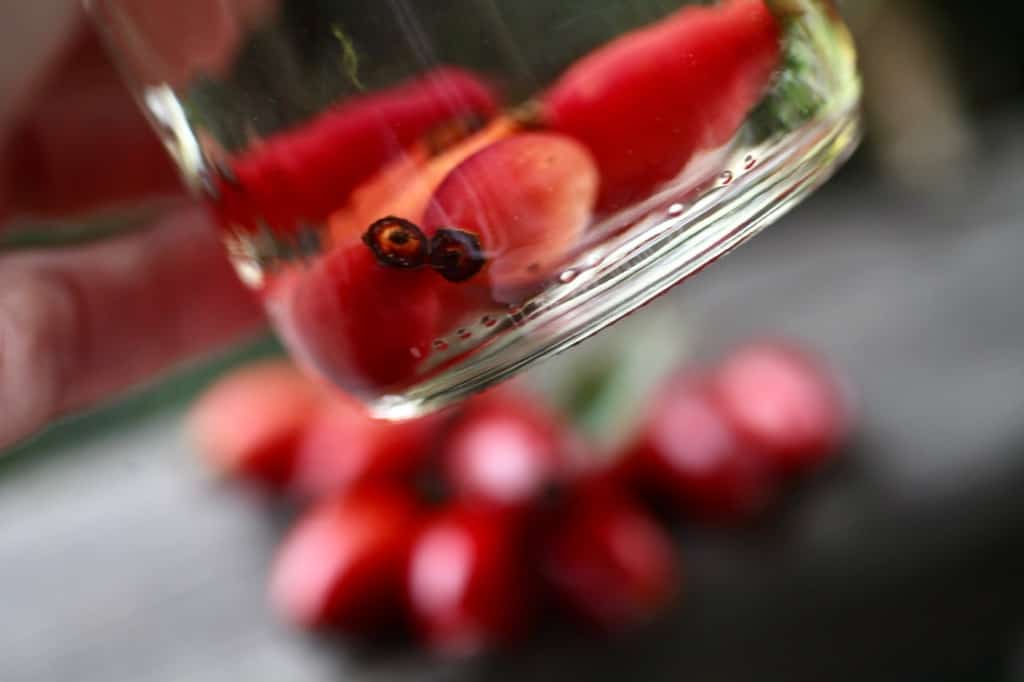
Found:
[0,204,265,449]
[1,24,183,222]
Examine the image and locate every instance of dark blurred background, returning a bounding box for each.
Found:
[3,1,1024,681]
[843,0,1024,185]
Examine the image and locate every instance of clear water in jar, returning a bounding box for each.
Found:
[136,0,859,411]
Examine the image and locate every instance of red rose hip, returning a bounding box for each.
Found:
[443,387,569,512]
[712,341,850,473]
[324,117,518,331]
[328,117,517,248]
[406,505,529,655]
[542,483,678,632]
[271,485,419,631]
[422,132,599,303]
[215,67,498,234]
[284,244,441,396]
[621,373,776,522]
[544,0,781,211]
[188,361,322,487]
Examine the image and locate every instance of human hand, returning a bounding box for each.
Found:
[0,3,270,449]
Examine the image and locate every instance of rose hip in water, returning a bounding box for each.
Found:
[286,245,442,395]
[162,0,859,410]
[214,68,497,235]
[423,132,600,303]
[544,0,780,211]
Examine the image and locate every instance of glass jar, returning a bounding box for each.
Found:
[90,0,860,418]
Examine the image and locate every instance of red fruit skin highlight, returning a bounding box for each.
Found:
[712,341,850,474]
[443,387,570,512]
[544,0,781,211]
[271,485,420,631]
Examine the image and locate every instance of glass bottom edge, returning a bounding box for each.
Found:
[369,105,863,420]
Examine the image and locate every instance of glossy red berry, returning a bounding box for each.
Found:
[189,361,322,487]
[443,387,569,512]
[544,0,780,211]
[406,506,529,655]
[422,132,599,303]
[621,373,776,523]
[271,485,419,631]
[712,341,850,473]
[541,482,678,633]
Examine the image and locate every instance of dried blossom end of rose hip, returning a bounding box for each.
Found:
[429,228,487,283]
[363,216,429,269]
[506,100,545,130]
[423,114,488,157]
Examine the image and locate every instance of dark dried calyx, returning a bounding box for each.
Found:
[429,228,486,282]
[363,216,429,269]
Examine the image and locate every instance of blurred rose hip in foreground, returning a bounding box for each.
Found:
[190,333,852,655]
[406,505,531,655]
[540,481,679,632]
[271,485,419,631]
[442,387,572,513]
[712,341,851,473]
[620,373,777,523]
[188,361,323,487]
